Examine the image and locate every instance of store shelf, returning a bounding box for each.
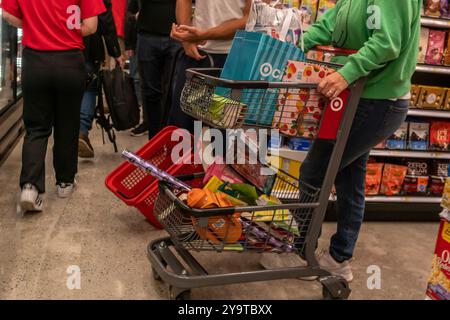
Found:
[370,149,450,159]
[416,64,450,75]
[329,194,441,204]
[421,16,450,29]
[269,147,308,162]
[408,108,450,119]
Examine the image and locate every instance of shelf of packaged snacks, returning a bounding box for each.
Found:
[421,16,450,29]
[370,149,450,159]
[408,108,450,119]
[415,64,450,75]
[269,147,308,163]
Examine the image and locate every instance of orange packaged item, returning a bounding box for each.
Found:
[365,163,384,195]
[187,189,243,244]
[380,164,408,196]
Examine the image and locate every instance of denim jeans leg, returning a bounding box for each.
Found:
[298,98,409,261]
[129,54,142,106]
[79,90,97,136]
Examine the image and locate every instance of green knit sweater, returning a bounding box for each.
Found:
[302,0,422,99]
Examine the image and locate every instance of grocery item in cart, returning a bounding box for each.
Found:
[300,0,318,29]
[380,164,408,196]
[426,210,450,300]
[425,30,446,65]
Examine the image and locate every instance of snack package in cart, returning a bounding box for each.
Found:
[426,208,450,300]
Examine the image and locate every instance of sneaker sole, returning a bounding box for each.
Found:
[20,190,43,212]
[78,139,94,158]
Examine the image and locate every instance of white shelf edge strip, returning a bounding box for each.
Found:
[370,149,450,159]
[421,17,450,29]
[408,108,450,119]
[416,64,450,75]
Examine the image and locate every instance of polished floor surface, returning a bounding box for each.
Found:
[0,127,439,300]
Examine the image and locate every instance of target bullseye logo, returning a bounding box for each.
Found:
[330,97,344,112]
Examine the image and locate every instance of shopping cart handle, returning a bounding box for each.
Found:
[313,46,358,56]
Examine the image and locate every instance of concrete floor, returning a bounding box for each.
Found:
[0,126,440,300]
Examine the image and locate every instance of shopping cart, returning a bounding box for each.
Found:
[146,51,366,300]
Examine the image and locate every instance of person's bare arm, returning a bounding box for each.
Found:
[3,11,22,28]
[173,0,251,42]
[81,16,98,37]
[176,0,193,25]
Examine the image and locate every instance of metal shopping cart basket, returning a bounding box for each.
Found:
[146,49,366,300]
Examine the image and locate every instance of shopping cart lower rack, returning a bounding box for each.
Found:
[146,65,365,300]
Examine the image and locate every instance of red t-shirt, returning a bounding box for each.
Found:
[111,0,125,38]
[1,0,106,51]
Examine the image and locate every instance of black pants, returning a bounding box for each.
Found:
[137,33,180,139]
[20,48,86,193]
[168,52,227,134]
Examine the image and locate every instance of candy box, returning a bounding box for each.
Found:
[443,90,450,110]
[425,0,443,17]
[300,0,319,28]
[431,175,446,196]
[380,164,408,196]
[365,163,384,195]
[418,28,430,64]
[431,160,449,177]
[417,86,446,109]
[402,175,429,195]
[385,122,408,150]
[425,30,446,65]
[426,211,450,300]
[408,121,430,150]
[430,121,450,151]
[317,0,337,20]
[406,160,429,176]
[410,85,421,106]
[441,0,450,18]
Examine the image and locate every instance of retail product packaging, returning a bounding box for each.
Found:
[203,161,245,186]
[403,175,430,195]
[430,121,450,151]
[380,164,408,196]
[425,0,443,17]
[408,121,430,150]
[385,122,408,150]
[220,30,304,126]
[407,160,429,176]
[418,28,430,64]
[287,137,312,151]
[272,60,332,137]
[410,85,421,106]
[444,31,450,65]
[316,0,337,20]
[431,175,446,196]
[442,0,450,18]
[417,86,446,109]
[443,90,450,110]
[365,163,384,195]
[426,210,450,300]
[425,30,446,65]
[300,0,319,29]
[246,1,304,45]
[373,140,386,149]
[431,160,449,177]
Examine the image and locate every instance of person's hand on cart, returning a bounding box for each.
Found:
[171,23,207,61]
[317,72,349,99]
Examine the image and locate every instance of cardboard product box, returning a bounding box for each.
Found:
[380,164,408,196]
[426,211,450,300]
[385,122,408,150]
[408,121,430,150]
[365,163,384,195]
[431,160,450,177]
[406,160,429,176]
[430,121,450,151]
[410,85,422,106]
[425,30,446,65]
[418,28,430,64]
[417,86,446,109]
[443,90,450,110]
[425,0,443,17]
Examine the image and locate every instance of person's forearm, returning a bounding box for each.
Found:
[3,12,22,28]
[201,18,247,41]
[81,17,98,37]
[176,0,193,25]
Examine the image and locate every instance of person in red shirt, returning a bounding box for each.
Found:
[1,0,106,214]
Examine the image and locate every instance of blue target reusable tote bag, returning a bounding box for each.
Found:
[219,30,305,126]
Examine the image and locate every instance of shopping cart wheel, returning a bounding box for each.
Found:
[321,276,351,300]
[151,266,162,281]
[169,286,191,300]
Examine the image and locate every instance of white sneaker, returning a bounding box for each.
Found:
[317,250,354,282]
[19,184,44,213]
[56,181,76,198]
[259,252,307,269]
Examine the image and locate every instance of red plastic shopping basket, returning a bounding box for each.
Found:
[105,126,204,228]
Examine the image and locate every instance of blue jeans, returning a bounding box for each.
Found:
[300,98,409,262]
[80,62,98,136]
[129,54,142,106]
[137,33,180,138]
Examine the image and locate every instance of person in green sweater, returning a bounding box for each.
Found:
[293,0,420,282]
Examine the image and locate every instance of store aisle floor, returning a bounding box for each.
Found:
[0,126,439,300]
